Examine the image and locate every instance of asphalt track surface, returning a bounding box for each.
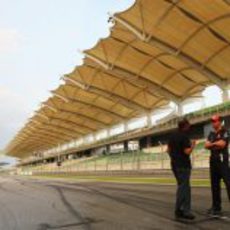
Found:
[0,176,229,230]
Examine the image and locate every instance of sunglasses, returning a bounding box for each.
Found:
[211,119,220,123]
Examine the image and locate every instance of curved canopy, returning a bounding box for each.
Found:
[6,0,230,158]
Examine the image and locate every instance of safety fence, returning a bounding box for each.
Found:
[18,140,214,175]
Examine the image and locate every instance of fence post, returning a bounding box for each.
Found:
[94,159,97,172]
[137,150,141,171]
[106,155,109,171]
[120,151,123,171]
[159,141,164,169]
[85,161,87,172]
[132,150,135,170]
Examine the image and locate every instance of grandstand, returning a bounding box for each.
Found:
[4,0,230,176]
[2,2,230,229]
[19,138,211,176]
[16,100,229,175]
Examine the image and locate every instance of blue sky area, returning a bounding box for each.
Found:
[0,0,134,150]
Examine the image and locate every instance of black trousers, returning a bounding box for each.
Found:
[210,160,230,211]
[172,166,191,214]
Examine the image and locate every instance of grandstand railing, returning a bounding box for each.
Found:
[19,139,217,175]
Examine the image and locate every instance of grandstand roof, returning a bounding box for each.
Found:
[6,0,230,158]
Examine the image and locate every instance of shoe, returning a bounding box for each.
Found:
[175,210,196,220]
[182,212,196,220]
[207,208,222,217]
[175,209,183,218]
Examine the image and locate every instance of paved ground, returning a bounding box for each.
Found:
[0,176,229,230]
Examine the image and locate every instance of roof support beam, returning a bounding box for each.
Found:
[36,126,76,139]
[33,112,86,136]
[109,13,146,41]
[55,90,126,120]
[18,140,56,147]
[49,117,96,132]
[62,76,148,112]
[18,131,69,146]
[15,132,60,144]
[42,101,105,130]
[49,99,109,127]
[85,63,165,101]
[14,142,50,152]
[43,122,84,136]
[52,91,125,120]
[59,108,108,126]
[41,104,58,113]
[17,144,51,154]
[21,122,76,140]
[23,128,71,141]
[35,113,50,121]
[84,53,181,104]
[20,138,57,146]
[110,14,226,89]
[14,145,52,155]
[52,92,69,103]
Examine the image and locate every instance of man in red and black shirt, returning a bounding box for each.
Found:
[205,115,230,217]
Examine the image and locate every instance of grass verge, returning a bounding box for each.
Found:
[30,174,211,187]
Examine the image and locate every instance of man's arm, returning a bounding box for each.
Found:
[205,140,227,150]
[205,131,227,150]
[184,140,196,155]
[205,132,217,150]
[205,140,215,150]
[213,139,227,149]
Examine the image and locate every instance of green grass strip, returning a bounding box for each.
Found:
[30,174,211,187]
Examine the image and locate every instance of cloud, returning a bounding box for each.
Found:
[0,28,23,53]
[0,86,30,149]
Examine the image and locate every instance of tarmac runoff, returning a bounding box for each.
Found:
[0,176,230,230]
[0,175,229,230]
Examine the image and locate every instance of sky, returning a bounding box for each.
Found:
[0,0,134,154]
[0,0,226,165]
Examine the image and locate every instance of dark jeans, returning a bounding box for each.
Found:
[172,166,191,214]
[210,160,230,211]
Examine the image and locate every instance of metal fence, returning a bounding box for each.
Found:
[19,141,214,175]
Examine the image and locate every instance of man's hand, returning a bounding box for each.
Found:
[205,140,226,150]
[205,141,215,150]
[213,140,226,149]
[191,140,196,148]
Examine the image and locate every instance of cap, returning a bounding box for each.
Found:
[211,115,222,122]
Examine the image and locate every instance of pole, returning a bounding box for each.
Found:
[159,141,164,169]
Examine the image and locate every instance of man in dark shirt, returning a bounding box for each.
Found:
[205,115,230,217]
[167,118,196,220]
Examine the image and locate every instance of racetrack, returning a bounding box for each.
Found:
[0,176,229,230]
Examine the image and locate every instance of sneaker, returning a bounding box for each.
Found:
[207,208,222,217]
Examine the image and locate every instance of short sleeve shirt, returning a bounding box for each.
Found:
[207,128,229,162]
[168,130,192,169]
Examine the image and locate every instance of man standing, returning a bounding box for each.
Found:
[167,118,196,220]
[205,115,230,217]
